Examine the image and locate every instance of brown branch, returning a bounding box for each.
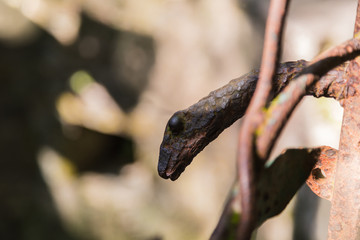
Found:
[328,1,360,238]
[158,59,347,182]
[236,0,290,238]
[354,0,360,35]
[306,147,338,201]
[211,146,335,240]
[248,0,290,113]
[256,37,360,160]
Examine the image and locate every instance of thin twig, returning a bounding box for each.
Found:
[236,0,290,238]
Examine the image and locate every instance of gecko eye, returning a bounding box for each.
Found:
[168,114,184,135]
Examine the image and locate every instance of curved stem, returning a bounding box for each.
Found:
[236,0,290,238]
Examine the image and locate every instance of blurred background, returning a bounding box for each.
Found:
[0,0,357,239]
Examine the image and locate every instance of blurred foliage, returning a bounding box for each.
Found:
[0,1,154,239]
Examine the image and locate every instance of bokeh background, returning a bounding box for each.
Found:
[0,0,357,239]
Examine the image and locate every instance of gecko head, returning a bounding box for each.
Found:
[158,111,206,181]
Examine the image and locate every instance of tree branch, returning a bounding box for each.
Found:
[211,146,336,240]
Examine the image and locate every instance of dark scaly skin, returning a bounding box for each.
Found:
[158,60,308,180]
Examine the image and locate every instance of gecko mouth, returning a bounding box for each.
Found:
[165,161,187,181]
[158,148,191,181]
[158,131,202,181]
